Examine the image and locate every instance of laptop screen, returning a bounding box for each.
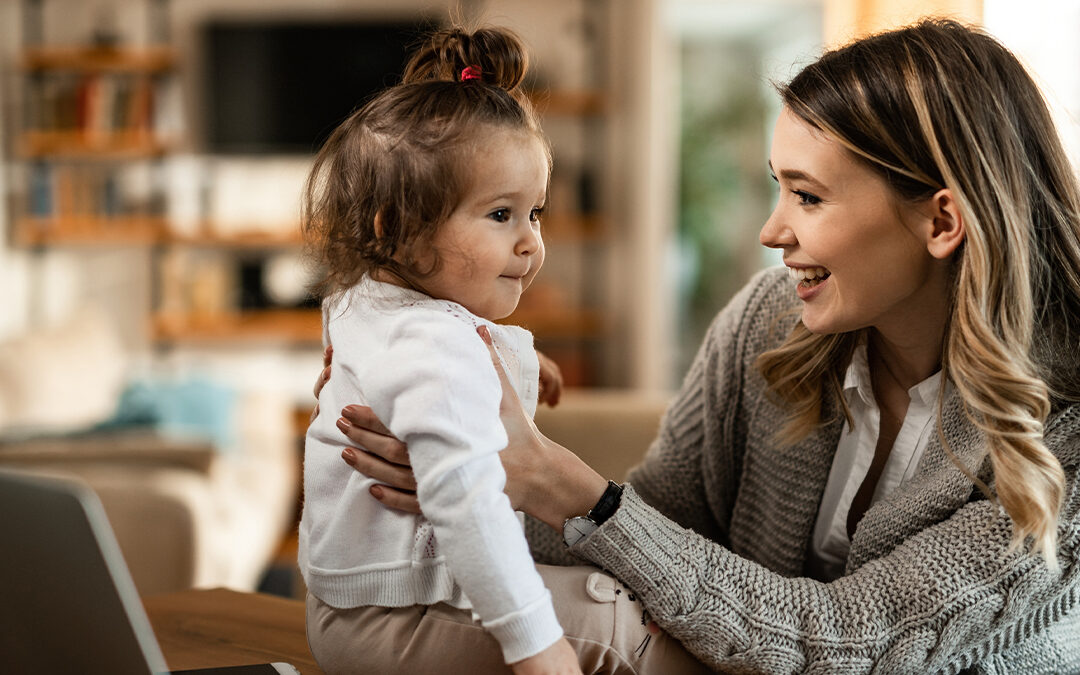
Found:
[0,469,168,674]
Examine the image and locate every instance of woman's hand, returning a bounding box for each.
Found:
[327,326,607,527]
[337,407,420,513]
[510,638,583,675]
[537,350,563,407]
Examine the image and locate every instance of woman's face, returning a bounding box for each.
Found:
[760,108,946,338]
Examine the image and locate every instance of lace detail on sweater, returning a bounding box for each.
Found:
[413,519,439,559]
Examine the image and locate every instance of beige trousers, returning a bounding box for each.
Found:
[306,564,710,674]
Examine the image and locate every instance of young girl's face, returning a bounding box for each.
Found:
[421,128,548,321]
[760,108,949,338]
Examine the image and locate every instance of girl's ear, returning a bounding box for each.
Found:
[374,211,385,239]
[925,189,966,260]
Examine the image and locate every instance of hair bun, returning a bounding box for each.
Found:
[403,26,529,94]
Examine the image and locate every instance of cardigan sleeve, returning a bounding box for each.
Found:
[575,449,1078,674]
[360,311,562,664]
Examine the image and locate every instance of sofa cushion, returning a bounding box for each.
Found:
[0,310,127,434]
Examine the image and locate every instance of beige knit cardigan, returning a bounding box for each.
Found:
[528,267,1080,674]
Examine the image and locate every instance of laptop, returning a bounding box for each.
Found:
[0,469,300,675]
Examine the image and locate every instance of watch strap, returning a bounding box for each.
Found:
[587,480,623,525]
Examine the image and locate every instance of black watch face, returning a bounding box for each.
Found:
[562,517,598,547]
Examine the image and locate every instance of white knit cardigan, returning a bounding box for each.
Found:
[301,278,561,664]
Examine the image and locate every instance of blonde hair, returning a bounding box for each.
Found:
[758,19,1080,567]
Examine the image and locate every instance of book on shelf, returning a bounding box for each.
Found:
[26,71,170,141]
[22,163,160,224]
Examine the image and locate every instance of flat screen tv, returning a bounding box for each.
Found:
[202,19,437,154]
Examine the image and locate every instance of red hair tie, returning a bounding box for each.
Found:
[461,65,482,81]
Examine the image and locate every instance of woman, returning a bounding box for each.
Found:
[324,19,1080,673]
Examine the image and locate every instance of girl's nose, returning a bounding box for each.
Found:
[516,225,540,255]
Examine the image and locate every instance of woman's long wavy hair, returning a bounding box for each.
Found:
[757,19,1080,567]
[302,26,549,301]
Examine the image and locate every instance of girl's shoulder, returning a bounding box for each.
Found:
[333,277,532,350]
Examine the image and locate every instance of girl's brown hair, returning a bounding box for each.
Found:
[757,19,1080,567]
[302,26,549,299]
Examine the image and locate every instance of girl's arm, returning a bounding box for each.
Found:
[355,312,565,666]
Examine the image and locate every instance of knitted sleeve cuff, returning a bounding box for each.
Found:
[483,588,564,664]
[570,484,706,613]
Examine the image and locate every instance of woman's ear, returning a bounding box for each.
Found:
[925,188,966,260]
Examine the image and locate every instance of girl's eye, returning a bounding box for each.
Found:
[529,206,544,223]
[792,190,822,206]
[489,209,511,223]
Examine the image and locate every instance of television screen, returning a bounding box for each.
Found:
[202,19,436,154]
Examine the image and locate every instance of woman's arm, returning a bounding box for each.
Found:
[572,438,1079,673]
[335,325,608,525]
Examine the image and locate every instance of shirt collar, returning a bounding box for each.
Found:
[842,339,944,410]
[843,342,876,409]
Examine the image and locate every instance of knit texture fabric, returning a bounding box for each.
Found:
[528,266,1080,674]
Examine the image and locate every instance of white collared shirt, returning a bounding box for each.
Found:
[807,342,944,581]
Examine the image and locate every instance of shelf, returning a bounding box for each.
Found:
[165,228,303,248]
[151,309,323,344]
[20,46,177,72]
[19,130,174,159]
[13,216,166,245]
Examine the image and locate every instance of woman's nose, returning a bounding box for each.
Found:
[759,206,796,249]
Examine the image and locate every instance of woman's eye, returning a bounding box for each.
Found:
[793,190,822,206]
[489,209,511,223]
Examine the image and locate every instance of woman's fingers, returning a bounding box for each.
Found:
[336,409,408,466]
[314,344,334,399]
[313,365,331,399]
[311,345,335,421]
[477,325,523,415]
[336,405,420,516]
[368,484,421,514]
[342,446,417,491]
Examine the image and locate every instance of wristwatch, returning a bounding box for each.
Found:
[562,480,624,547]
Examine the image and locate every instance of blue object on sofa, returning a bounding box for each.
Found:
[97,377,238,453]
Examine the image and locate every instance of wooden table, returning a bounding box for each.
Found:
[143,588,323,674]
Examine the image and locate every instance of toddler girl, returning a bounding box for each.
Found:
[298,26,580,675]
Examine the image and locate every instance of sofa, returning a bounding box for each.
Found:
[534,388,671,482]
[0,310,298,596]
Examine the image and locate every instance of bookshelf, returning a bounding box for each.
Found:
[12,0,179,249]
[8,1,616,384]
